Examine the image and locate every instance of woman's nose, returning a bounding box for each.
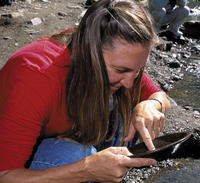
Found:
[120,73,135,89]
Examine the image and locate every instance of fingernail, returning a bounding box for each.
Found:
[127,152,133,156]
[152,159,157,165]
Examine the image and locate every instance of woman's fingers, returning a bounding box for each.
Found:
[85,147,157,182]
[127,157,157,167]
[152,112,165,138]
[136,123,155,151]
[124,123,136,142]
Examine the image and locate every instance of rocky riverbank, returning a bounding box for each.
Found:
[123,35,200,183]
[0,0,200,182]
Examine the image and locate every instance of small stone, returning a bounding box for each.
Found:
[11,12,24,18]
[25,0,32,4]
[3,36,12,40]
[172,53,177,58]
[1,13,12,18]
[193,110,200,118]
[24,28,39,34]
[58,12,67,17]
[27,17,42,26]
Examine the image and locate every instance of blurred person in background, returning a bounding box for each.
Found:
[148,0,190,43]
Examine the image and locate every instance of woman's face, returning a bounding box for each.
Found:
[103,39,151,93]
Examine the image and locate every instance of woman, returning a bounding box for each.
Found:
[0,0,170,182]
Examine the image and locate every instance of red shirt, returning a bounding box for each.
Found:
[0,37,160,171]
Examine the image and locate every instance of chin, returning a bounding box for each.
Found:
[110,87,120,93]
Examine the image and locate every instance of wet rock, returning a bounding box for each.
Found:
[181,21,200,39]
[168,61,181,68]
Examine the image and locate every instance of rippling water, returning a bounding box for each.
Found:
[168,71,200,110]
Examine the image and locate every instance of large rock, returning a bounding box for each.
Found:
[181,21,200,39]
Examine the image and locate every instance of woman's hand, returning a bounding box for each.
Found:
[125,100,165,151]
[124,92,171,151]
[84,147,157,183]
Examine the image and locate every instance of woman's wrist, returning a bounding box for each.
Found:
[149,98,165,113]
[81,156,95,182]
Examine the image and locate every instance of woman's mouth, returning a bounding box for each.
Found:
[110,84,121,92]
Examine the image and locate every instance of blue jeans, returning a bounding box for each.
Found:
[30,114,123,170]
[29,114,137,182]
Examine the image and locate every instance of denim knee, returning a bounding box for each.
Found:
[29,138,97,170]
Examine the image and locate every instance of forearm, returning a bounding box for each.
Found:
[0,159,90,183]
[0,147,158,183]
[147,91,171,113]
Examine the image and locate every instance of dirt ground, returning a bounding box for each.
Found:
[1,0,200,182]
[0,0,85,68]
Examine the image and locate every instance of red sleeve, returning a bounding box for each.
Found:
[140,72,161,101]
[0,56,55,171]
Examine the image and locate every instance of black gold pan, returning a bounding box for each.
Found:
[128,131,200,161]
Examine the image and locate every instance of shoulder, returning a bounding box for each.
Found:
[8,38,70,71]
[141,72,161,101]
[0,38,71,106]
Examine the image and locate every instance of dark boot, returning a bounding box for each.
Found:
[85,0,96,8]
[159,30,187,45]
[0,0,13,6]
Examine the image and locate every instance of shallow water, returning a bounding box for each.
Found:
[147,159,200,183]
[168,70,200,111]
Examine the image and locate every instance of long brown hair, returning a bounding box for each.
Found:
[55,0,158,145]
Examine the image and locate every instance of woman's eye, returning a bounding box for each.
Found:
[115,68,128,73]
[115,68,141,75]
[116,69,125,73]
